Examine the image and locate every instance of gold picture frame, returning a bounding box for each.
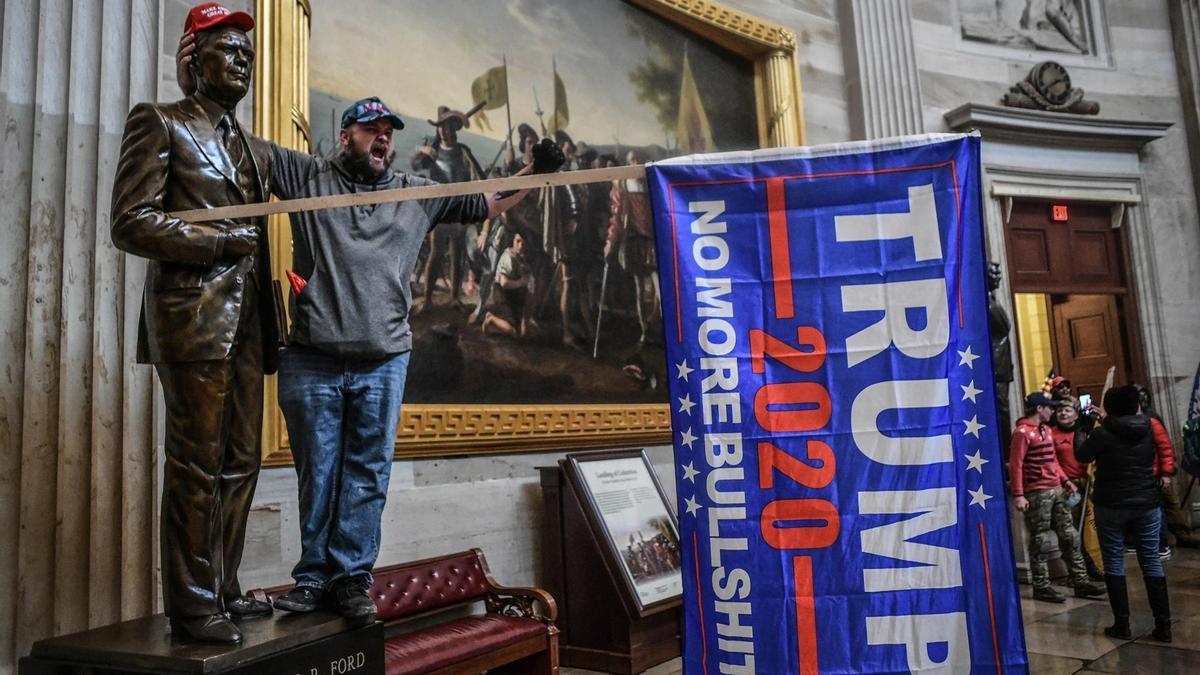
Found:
[253,0,805,466]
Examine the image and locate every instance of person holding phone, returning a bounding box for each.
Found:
[1076,385,1174,642]
[1051,397,1102,579]
[1010,392,1107,603]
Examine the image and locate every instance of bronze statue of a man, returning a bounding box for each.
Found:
[110,2,277,644]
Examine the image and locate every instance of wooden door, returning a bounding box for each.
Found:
[1005,201,1125,294]
[1050,294,1128,398]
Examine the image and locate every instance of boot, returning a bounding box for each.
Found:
[1102,575,1131,640]
[1144,575,1172,643]
[1033,586,1066,603]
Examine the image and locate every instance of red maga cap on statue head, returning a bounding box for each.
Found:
[185,2,255,35]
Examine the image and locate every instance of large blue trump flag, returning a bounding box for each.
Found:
[646,134,1026,674]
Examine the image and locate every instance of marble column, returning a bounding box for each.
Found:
[0,0,161,671]
[1171,0,1200,234]
[839,0,925,139]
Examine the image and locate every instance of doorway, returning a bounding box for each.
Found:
[1005,199,1145,405]
[1013,293,1130,400]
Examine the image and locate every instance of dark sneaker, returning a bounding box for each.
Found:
[226,594,273,618]
[1033,586,1066,603]
[1074,582,1107,599]
[330,577,376,622]
[273,586,325,613]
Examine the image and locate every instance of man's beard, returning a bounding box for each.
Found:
[340,146,394,182]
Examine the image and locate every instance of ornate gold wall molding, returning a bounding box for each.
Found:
[628,0,806,146]
[254,0,805,465]
[264,404,672,465]
[629,0,795,51]
[254,0,311,467]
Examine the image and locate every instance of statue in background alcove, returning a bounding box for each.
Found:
[988,262,1016,463]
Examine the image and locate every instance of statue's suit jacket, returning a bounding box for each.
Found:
[111,95,280,373]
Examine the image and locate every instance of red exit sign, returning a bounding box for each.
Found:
[1051,204,1069,221]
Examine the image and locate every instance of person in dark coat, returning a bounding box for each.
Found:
[1076,384,1173,642]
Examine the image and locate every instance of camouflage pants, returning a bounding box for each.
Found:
[1024,487,1089,589]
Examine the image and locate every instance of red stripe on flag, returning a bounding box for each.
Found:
[951,160,965,329]
[766,178,794,320]
[670,186,682,342]
[979,522,1003,674]
[793,555,819,674]
[694,531,709,674]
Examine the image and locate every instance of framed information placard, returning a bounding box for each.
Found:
[564,449,683,615]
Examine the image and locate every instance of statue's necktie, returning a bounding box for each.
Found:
[218,115,243,166]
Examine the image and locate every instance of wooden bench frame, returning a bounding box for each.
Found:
[253,548,559,675]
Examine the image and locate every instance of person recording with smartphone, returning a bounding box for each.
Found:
[1051,395,1102,579]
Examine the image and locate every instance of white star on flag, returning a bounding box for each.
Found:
[681,462,699,483]
[968,485,993,509]
[964,449,989,473]
[676,360,694,380]
[678,393,696,415]
[961,380,983,403]
[963,415,985,438]
[685,496,702,516]
[957,346,980,369]
[680,427,698,449]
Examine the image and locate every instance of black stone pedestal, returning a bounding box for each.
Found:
[19,610,383,675]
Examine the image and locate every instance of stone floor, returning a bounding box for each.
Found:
[563,548,1200,674]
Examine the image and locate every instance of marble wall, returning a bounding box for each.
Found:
[240,446,678,590]
[912,0,1200,435]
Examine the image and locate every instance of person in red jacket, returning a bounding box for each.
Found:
[1135,384,1200,556]
[1011,392,1107,602]
[1051,397,1102,578]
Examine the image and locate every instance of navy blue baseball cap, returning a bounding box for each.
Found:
[1025,392,1062,408]
[341,97,404,130]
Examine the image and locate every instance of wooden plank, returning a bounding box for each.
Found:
[170,164,647,223]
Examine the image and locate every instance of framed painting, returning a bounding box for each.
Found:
[563,448,683,616]
[253,0,805,464]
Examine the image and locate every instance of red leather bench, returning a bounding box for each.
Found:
[254,548,558,675]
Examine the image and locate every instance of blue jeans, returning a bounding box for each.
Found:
[278,347,409,588]
[1095,505,1163,577]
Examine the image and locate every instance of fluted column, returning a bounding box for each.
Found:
[839,0,925,139]
[0,0,161,671]
[1171,0,1200,234]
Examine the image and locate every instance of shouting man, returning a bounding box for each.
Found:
[174,33,563,625]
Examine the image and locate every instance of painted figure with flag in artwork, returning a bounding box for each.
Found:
[605,150,661,347]
[412,104,488,313]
